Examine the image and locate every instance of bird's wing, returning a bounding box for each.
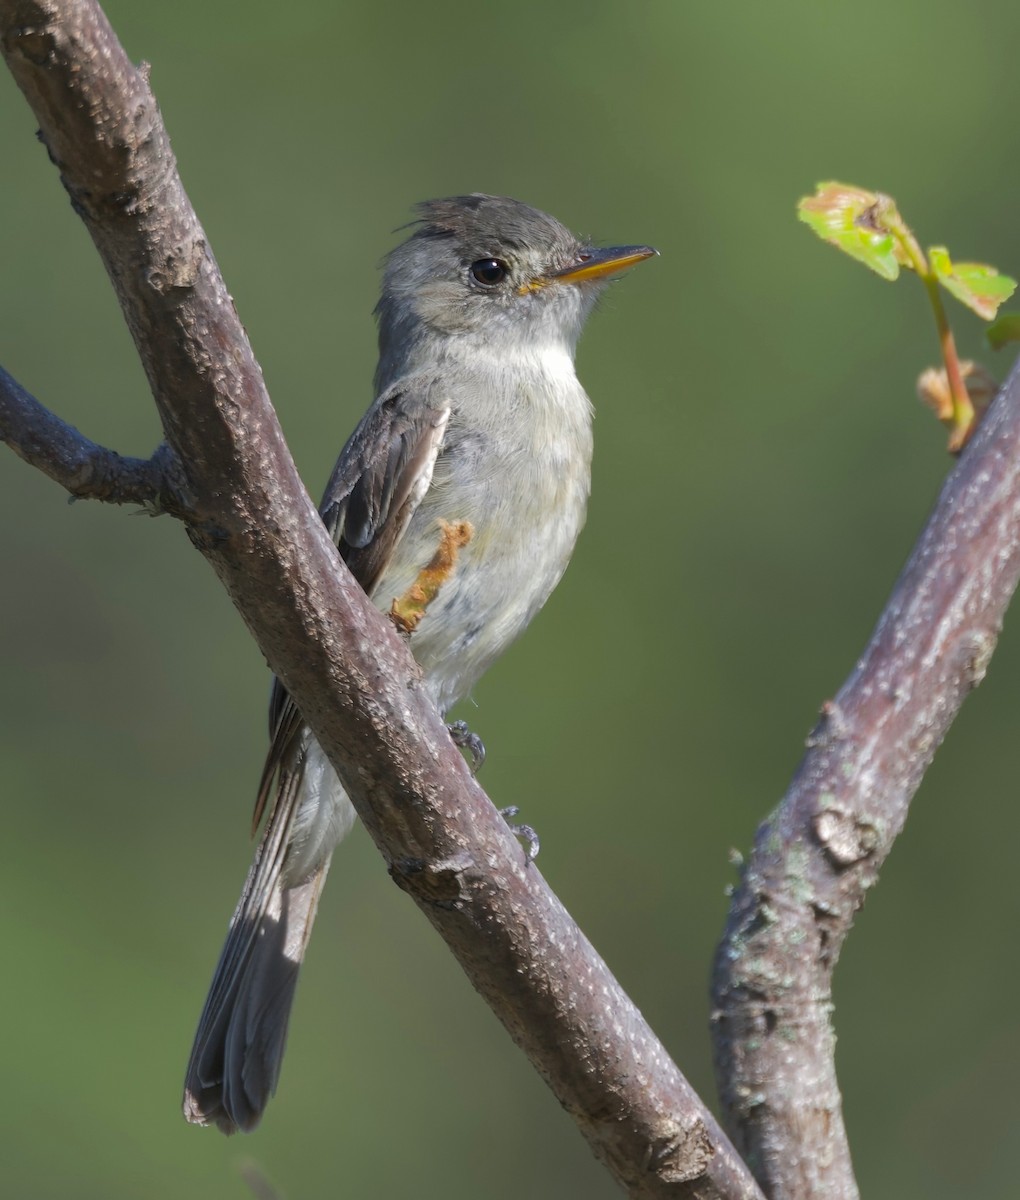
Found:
[255,378,451,833]
[320,378,452,595]
[186,382,451,1131]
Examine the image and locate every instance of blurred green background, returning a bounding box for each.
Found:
[2,2,1019,1196]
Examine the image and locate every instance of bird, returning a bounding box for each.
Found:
[182,193,656,1133]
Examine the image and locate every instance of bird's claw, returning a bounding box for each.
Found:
[447,720,486,772]
[499,805,540,863]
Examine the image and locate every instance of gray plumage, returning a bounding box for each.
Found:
[182,194,655,1133]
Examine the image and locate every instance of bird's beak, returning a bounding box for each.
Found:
[550,244,658,286]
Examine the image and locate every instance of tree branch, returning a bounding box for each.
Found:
[0,364,173,505]
[711,359,1020,1199]
[0,3,763,1195]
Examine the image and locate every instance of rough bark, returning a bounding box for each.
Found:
[0,3,762,1196]
[711,359,1020,1198]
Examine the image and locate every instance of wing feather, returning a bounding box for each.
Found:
[254,378,449,834]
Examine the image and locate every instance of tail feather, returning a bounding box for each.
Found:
[183,862,330,1134]
[185,734,353,1133]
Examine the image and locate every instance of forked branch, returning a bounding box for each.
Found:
[0,2,760,1196]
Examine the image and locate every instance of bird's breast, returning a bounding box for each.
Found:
[373,358,594,712]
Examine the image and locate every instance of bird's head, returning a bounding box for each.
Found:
[374,194,656,387]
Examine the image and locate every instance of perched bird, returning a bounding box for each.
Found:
[183,194,656,1133]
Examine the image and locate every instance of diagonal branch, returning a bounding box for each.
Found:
[0,3,763,1196]
[711,359,1020,1199]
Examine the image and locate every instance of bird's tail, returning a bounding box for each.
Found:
[182,850,331,1134]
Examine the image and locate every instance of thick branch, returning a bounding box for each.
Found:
[711,359,1020,1199]
[0,3,762,1195]
[0,364,172,505]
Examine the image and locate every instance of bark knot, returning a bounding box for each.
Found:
[389,851,473,907]
[813,805,878,867]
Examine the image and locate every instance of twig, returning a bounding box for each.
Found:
[0,365,172,506]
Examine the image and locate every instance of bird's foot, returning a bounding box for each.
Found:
[448,720,486,772]
[499,806,540,863]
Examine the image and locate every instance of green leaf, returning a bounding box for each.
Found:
[929,245,1017,320]
[986,312,1020,349]
[797,182,905,280]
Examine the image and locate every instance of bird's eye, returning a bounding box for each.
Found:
[470,258,509,286]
